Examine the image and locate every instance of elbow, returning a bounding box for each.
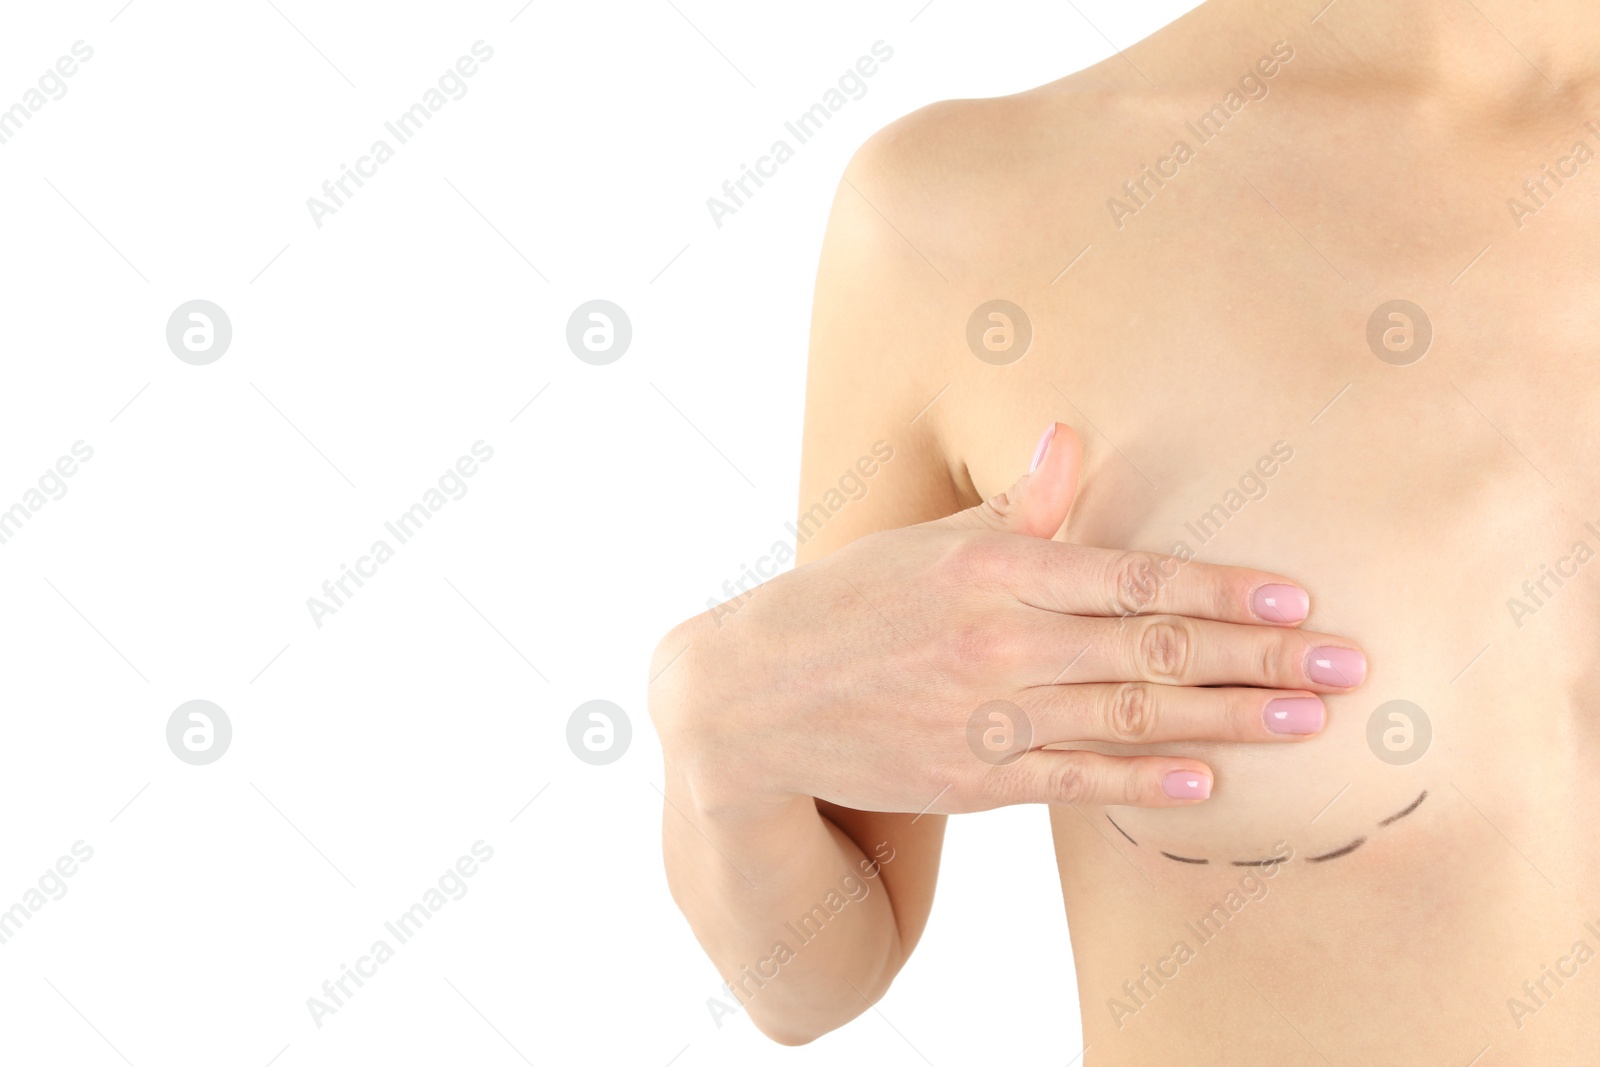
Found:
[647,614,707,741]
[757,1024,823,1048]
[746,1008,841,1048]
[743,969,894,1048]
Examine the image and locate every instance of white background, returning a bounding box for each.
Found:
[0,1,1196,1063]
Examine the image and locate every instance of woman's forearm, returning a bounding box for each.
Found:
[647,426,1357,1045]
[657,753,906,1045]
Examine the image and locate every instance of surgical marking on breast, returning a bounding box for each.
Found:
[1306,837,1366,863]
[1377,789,1428,827]
[1111,786,1428,867]
[1106,814,1139,846]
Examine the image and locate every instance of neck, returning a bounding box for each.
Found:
[1219,0,1600,104]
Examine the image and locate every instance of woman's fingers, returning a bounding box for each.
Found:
[1019,613,1366,692]
[1019,683,1325,746]
[996,749,1215,808]
[932,422,1083,540]
[1005,540,1311,626]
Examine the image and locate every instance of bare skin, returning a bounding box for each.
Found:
[654,0,1600,1062]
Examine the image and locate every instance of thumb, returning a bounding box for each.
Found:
[937,422,1082,539]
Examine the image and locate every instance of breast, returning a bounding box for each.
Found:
[937,138,1600,865]
[926,81,1600,1060]
[1040,315,1600,868]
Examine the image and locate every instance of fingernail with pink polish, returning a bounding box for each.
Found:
[1264,696,1324,735]
[1162,770,1211,800]
[1029,423,1056,473]
[1306,646,1366,687]
[1252,584,1309,623]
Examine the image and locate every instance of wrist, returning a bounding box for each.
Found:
[650,614,804,821]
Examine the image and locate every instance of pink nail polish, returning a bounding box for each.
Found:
[1306,646,1366,687]
[1263,696,1324,734]
[1252,584,1308,623]
[1162,770,1211,800]
[1029,423,1056,473]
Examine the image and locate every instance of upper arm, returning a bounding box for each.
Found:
[794,109,975,965]
[797,101,987,539]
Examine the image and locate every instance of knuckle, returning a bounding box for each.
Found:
[981,488,1021,527]
[1227,688,1261,734]
[953,761,1015,813]
[1261,632,1284,685]
[1049,760,1092,805]
[1222,571,1258,621]
[982,628,1025,673]
[935,619,996,668]
[1136,617,1192,680]
[1106,682,1158,742]
[1108,551,1164,617]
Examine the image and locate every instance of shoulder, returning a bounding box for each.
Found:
[807,70,1149,389]
[831,78,1132,283]
[799,76,1134,536]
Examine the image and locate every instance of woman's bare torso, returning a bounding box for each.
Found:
[873,6,1600,1062]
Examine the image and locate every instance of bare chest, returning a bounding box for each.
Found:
[941,182,1600,862]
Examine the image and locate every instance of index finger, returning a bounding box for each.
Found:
[1006,542,1310,626]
